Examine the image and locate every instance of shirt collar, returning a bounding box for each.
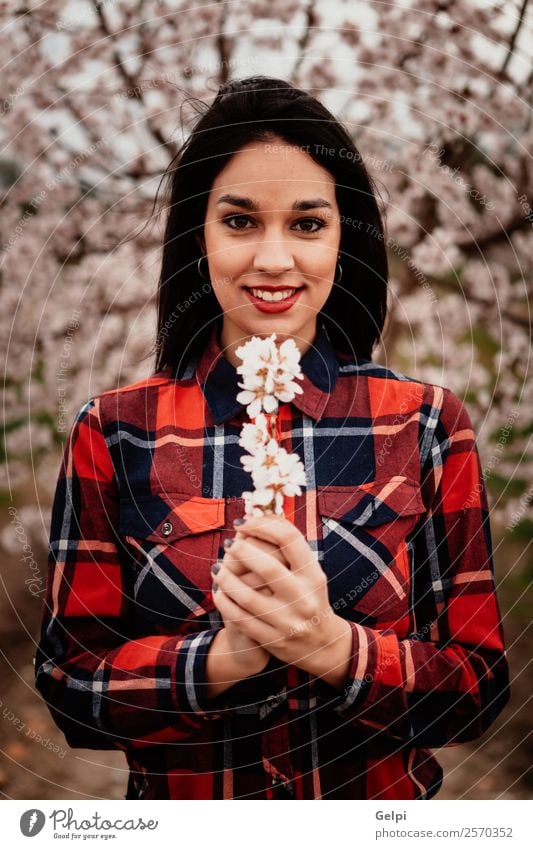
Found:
[181,321,340,425]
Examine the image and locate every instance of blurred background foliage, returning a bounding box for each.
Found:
[0,0,531,799]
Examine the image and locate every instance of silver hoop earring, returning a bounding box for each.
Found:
[197,255,210,280]
[334,261,343,284]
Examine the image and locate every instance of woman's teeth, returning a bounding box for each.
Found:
[249,288,300,302]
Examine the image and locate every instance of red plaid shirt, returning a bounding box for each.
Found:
[35,322,509,799]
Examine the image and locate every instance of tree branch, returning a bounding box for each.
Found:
[396,1,457,71]
[91,0,177,159]
[291,0,318,82]
[215,0,232,84]
[500,0,530,76]
[455,213,532,253]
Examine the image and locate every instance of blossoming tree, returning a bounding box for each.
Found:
[0,0,531,541]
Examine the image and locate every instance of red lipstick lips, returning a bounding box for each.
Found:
[244,287,304,313]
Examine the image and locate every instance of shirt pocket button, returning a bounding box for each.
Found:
[161,521,173,536]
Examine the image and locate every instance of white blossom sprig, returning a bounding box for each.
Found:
[235,333,304,418]
[235,334,307,517]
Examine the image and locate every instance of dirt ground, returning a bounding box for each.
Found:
[1,528,531,800]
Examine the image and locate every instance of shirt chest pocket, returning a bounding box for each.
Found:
[317,476,425,627]
[118,492,226,631]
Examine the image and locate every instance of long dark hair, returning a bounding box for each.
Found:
[154,75,388,374]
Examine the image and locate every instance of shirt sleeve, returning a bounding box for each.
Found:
[314,387,510,746]
[34,397,252,751]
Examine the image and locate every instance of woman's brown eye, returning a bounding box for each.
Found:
[296,218,324,232]
[224,215,251,229]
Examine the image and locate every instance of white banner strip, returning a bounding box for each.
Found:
[2,799,530,848]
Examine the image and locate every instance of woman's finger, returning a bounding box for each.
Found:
[223,531,289,574]
[225,536,296,601]
[214,557,292,627]
[239,570,273,595]
[214,589,281,648]
[234,514,321,581]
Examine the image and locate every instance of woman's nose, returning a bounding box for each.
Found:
[253,239,295,274]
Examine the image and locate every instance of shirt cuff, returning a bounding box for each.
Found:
[174,628,226,721]
[174,628,287,720]
[313,621,373,716]
[214,651,287,713]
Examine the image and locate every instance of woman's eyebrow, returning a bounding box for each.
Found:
[215,194,333,211]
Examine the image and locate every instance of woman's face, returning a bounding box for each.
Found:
[199,137,342,364]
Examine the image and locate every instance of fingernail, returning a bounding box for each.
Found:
[211,562,220,574]
[223,538,234,549]
[233,518,245,526]
[212,582,218,592]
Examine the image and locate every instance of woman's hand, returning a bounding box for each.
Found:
[211,514,346,672]
[211,531,288,674]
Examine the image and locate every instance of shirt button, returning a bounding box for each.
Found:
[271,776,294,797]
[161,521,173,536]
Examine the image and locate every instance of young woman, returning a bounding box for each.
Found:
[35,76,509,800]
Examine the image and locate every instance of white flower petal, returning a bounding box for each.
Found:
[236,388,256,403]
[263,394,278,413]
